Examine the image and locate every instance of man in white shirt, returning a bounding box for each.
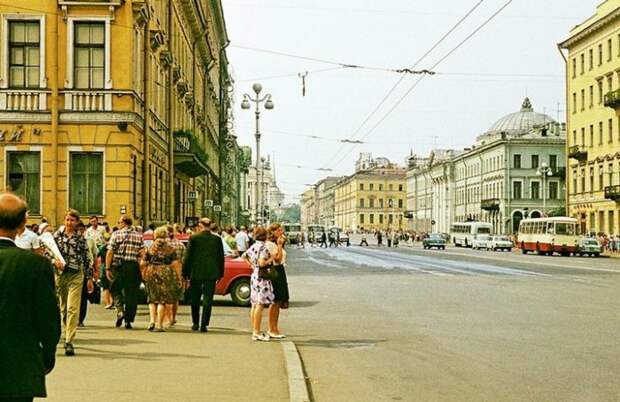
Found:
[15,225,42,253]
[84,216,106,248]
[235,226,250,253]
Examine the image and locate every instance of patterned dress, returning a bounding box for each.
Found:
[143,241,181,304]
[243,241,274,306]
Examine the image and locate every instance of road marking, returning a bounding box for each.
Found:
[428,249,620,274]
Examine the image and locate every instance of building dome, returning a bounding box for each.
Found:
[486,97,556,135]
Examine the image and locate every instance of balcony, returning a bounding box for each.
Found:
[63,90,112,111]
[604,89,620,109]
[604,185,620,201]
[553,166,566,179]
[0,89,50,111]
[173,130,209,177]
[481,198,500,211]
[568,145,588,162]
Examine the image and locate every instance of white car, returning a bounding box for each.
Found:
[488,235,513,251]
[472,234,492,250]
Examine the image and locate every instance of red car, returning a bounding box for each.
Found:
[141,233,252,306]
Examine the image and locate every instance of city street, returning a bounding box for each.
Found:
[283,244,620,402]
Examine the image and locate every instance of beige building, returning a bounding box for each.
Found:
[299,187,317,227]
[333,166,406,231]
[560,0,620,235]
[316,177,341,227]
[0,0,230,226]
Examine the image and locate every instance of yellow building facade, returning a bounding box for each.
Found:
[0,0,230,226]
[333,168,406,232]
[560,0,620,235]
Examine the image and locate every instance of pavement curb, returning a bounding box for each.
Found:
[282,341,311,402]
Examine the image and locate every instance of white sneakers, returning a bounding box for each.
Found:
[268,332,286,339]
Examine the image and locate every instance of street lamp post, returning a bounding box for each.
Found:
[536,162,553,216]
[241,83,274,226]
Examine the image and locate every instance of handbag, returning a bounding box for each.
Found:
[258,263,278,280]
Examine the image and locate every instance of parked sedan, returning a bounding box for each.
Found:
[488,235,513,251]
[577,237,602,257]
[472,234,492,250]
[422,234,446,250]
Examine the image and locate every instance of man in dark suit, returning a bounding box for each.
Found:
[182,218,224,332]
[0,193,61,402]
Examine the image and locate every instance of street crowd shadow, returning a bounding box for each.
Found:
[73,338,156,347]
[288,301,319,308]
[70,347,210,361]
[294,338,386,349]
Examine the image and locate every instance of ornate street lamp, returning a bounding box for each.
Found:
[241,83,274,225]
[536,162,553,216]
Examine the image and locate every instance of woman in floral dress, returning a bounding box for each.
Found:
[141,226,182,332]
[242,227,274,341]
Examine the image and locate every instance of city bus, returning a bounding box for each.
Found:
[518,217,579,256]
[450,221,494,247]
[306,224,326,243]
[282,222,302,244]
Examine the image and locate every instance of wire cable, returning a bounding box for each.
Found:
[318,0,486,170]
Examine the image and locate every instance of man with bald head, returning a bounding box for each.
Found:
[0,193,60,402]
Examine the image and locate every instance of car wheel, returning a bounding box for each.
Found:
[229,278,251,307]
[441,246,445,250]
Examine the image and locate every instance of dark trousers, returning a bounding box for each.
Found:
[190,279,217,328]
[360,240,368,246]
[79,276,88,324]
[110,261,141,323]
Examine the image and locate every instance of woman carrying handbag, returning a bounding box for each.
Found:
[266,224,289,339]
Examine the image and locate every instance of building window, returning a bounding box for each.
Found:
[8,21,40,88]
[531,155,539,169]
[590,124,594,147]
[531,181,540,199]
[74,22,105,89]
[369,214,374,224]
[379,214,383,224]
[359,198,364,208]
[572,58,576,77]
[581,89,585,111]
[398,199,403,208]
[549,155,557,171]
[599,166,604,191]
[70,152,103,215]
[608,75,613,93]
[589,167,594,192]
[598,43,603,66]
[6,152,40,214]
[378,184,383,191]
[580,53,585,74]
[589,85,594,108]
[398,184,403,191]
[581,168,585,193]
[379,198,384,208]
[359,214,364,224]
[609,118,614,143]
[608,38,613,61]
[369,198,374,208]
[599,121,603,145]
[388,214,393,224]
[572,92,576,113]
[598,80,603,104]
[581,127,585,145]
[513,154,521,169]
[512,181,522,199]
[359,183,364,190]
[369,183,374,191]
[549,182,558,200]
[388,184,393,191]
[572,130,576,145]
[589,48,593,70]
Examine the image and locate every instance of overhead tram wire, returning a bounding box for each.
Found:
[328,0,514,171]
[318,0,486,170]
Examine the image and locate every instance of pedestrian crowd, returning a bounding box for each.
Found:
[0,192,292,402]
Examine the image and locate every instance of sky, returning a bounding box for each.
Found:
[222,0,601,203]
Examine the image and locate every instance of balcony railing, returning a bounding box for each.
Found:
[481,198,500,211]
[63,90,112,112]
[568,145,588,162]
[0,89,50,111]
[604,89,620,109]
[604,185,620,201]
[173,130,209,177]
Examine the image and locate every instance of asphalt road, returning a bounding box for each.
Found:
[282,244,620,402]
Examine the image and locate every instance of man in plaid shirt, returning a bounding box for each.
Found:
[105,215,144,329]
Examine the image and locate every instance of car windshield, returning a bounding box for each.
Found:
[429,234,443,240]
[477,235,491,240]
[477,227,491,234]
[583,239,598,245]
[495,236,510,241]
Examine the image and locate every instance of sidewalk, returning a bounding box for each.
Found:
[43,304,289,402]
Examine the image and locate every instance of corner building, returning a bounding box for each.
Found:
[560,0,620,235]
[0,0,230,226]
